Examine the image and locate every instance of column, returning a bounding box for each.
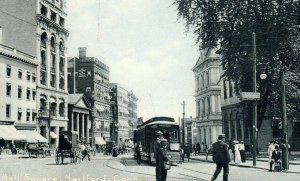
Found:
[73,112,75,131]
[234,113,238,140]
[46,39,51,87]
[76,113,79,133]
[81,113,84,139]
[64,47,68,91]
[36,33,41,86]
[85,115,89,143]
[78,113,81,138]
[211,96,215,114]
[69,112,73,131]
[55,44,60,89]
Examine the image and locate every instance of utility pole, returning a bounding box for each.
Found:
[252,32,257,166]
[182,101,186,145]
[282,71,289,170]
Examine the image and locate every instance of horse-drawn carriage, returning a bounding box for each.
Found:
[55,130,79,164]
[27,142,50,158]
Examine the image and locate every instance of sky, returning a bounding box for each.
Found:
[67,0,199,122]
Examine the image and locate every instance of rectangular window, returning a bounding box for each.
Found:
[40,71,46,85]
[27,72,31,81]
[6,83,11,96]
[18,108,22,121]
[26,109,30,122]
[18,86,22,98]
[7,65,11,77]
[26,88,30,100]
[32,90,36,100]
[32,73,36,82]
[223,80,227,99]
[50,74,55,87]
[6,104,11,118]
[18,69,22,79]
[229,80,233,98]
[32,111,36,122]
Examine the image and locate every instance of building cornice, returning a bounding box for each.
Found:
[36,14,69,36]
[0,43,38,66]
[40,0,67,16]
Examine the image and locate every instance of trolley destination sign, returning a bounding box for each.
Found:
[240,92,260,101]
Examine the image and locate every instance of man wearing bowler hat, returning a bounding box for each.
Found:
[211,134,230,181]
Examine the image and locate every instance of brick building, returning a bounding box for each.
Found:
[68,47,110,145]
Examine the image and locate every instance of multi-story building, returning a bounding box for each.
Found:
[68,47,110,144]
[128,91,138,138]
[192,48,222,149]
[110,83,138,145]
[0,42,47,142]
[183,117,197,145]
[0,0,69,147]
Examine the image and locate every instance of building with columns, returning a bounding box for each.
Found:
[68,47,110,144]
[192,48,222,149]
[0,0,69,148]
[68,94,90,142]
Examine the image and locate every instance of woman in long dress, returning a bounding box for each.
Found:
[234,142,241,164]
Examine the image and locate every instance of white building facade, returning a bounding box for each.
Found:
[36,0,69,148]
[192,49,223,149]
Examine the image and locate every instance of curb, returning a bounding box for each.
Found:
[190,157,300,174]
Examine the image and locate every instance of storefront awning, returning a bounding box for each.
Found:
[0,125,26,140]
[95,137,106,145]
[50,131,58,139]
[19,130,48,143]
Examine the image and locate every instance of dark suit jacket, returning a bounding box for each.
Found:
[212,141,230,164]
[271,150,281,161]
[156,147,169,168]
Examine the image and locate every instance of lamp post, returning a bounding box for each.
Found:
[182,101,186,145]
[252,32,258,166]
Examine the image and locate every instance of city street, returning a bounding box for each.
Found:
[1,155,299,181]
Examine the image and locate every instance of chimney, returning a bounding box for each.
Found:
[0,26,2,43]
[79,47,87,59]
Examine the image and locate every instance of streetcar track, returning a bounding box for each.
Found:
[104,157,209,181]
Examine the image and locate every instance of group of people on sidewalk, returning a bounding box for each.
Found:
[228,140,246,165]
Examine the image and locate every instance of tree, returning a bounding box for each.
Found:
[175,0,300,136]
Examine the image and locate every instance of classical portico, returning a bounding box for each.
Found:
[68,94,91,142]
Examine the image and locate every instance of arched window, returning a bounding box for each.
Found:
[40,32,47,47]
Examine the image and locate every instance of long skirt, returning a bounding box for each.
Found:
[240,150,246,162]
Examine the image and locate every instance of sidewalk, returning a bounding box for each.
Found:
[190,154,300,173]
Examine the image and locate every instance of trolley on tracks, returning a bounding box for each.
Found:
[55,130,78,164]
[133,116,181,165]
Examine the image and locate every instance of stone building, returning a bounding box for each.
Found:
[68,94,90,143]
[192,48,222,149]
[0,0,69,147]
[110,83,138,145]
[128,91,138,139]
[0,42,47,142]
[68,47,110,144]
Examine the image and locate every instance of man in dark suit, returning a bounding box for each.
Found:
[270,145,281,171]
[211,134,230,181]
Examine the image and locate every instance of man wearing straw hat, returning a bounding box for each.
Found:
[211,134,230,181]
